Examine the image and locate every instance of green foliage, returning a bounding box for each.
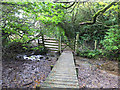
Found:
[30,46,45,52]
[34,2,65,25]
[101,25,120,60]
[32,46,48,55]
[1,2,65,59]
[2,41,27,60]
[1,1,119,61]
[77,48,102,59]
[101,25,120,51]
[80,24,106,42]
[5,42,26,53]
[2,2,39,47]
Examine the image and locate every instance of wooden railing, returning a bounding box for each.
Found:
[38,36,66,52]
[37,32,80,53]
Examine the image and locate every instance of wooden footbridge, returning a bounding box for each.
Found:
[40,48,79,88]
[32,33,98,89]
[35,33,80,88]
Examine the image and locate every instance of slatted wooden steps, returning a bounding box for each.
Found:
[41,51,79,88]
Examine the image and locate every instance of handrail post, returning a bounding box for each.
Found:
[75,32,79,53]
[42,33,45,49]
[38,39,40,46]
[94,40,97,50]
[74,39,76,51]
[36,85,41,90]
[58,36,61,54]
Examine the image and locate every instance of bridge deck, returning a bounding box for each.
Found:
[41,51,79,88]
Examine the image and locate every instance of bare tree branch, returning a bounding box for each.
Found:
[79,1,118,25]
[65,3,77,14]
[62,2,76,9]
[53,1,74,3]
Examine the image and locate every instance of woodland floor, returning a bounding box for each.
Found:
[75,56,120,88]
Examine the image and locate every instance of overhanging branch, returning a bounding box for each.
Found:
[79,1,118,25]
[62,2,76,9]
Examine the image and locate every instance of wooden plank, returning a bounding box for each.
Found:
[50,49,58,51]
[46,47,58,49]
[45,39,58,41]
[44,44,58,46]
[44,41,58,43]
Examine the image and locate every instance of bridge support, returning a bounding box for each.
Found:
[58,36,61,54]
[75,32,79,53]
[94,40,97,50]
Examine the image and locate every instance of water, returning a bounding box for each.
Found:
[17,54,45,61]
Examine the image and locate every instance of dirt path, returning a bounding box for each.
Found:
[75,56,119,88]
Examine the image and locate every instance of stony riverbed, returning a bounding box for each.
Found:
[75,56,119,88]
[2,52,58,88]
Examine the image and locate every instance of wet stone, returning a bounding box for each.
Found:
[46,57,49,59]
[81,59,88,61]
[35,71,38,73]
[39,57,44,59]
[48,59,51,61]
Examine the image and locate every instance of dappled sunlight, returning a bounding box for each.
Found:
[1,0,119,89]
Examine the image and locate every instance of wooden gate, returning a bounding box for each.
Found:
[38,32,80,53]
[38,36,66,52]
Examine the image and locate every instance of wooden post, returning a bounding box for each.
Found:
[38,39,40,46]
[60,36,61,53]
[36,85,41,90]
[41,34,45,48]
[75,32,79,53]
[58,36,61,53]
[76,67,78,77]
[74,39,76,51]
[94,40,97,50]
[50,65,54,70]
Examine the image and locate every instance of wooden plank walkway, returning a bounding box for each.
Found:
[41,51,79,88]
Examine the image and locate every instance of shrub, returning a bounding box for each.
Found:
[101,25,120,60]
[77,48,102,59]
